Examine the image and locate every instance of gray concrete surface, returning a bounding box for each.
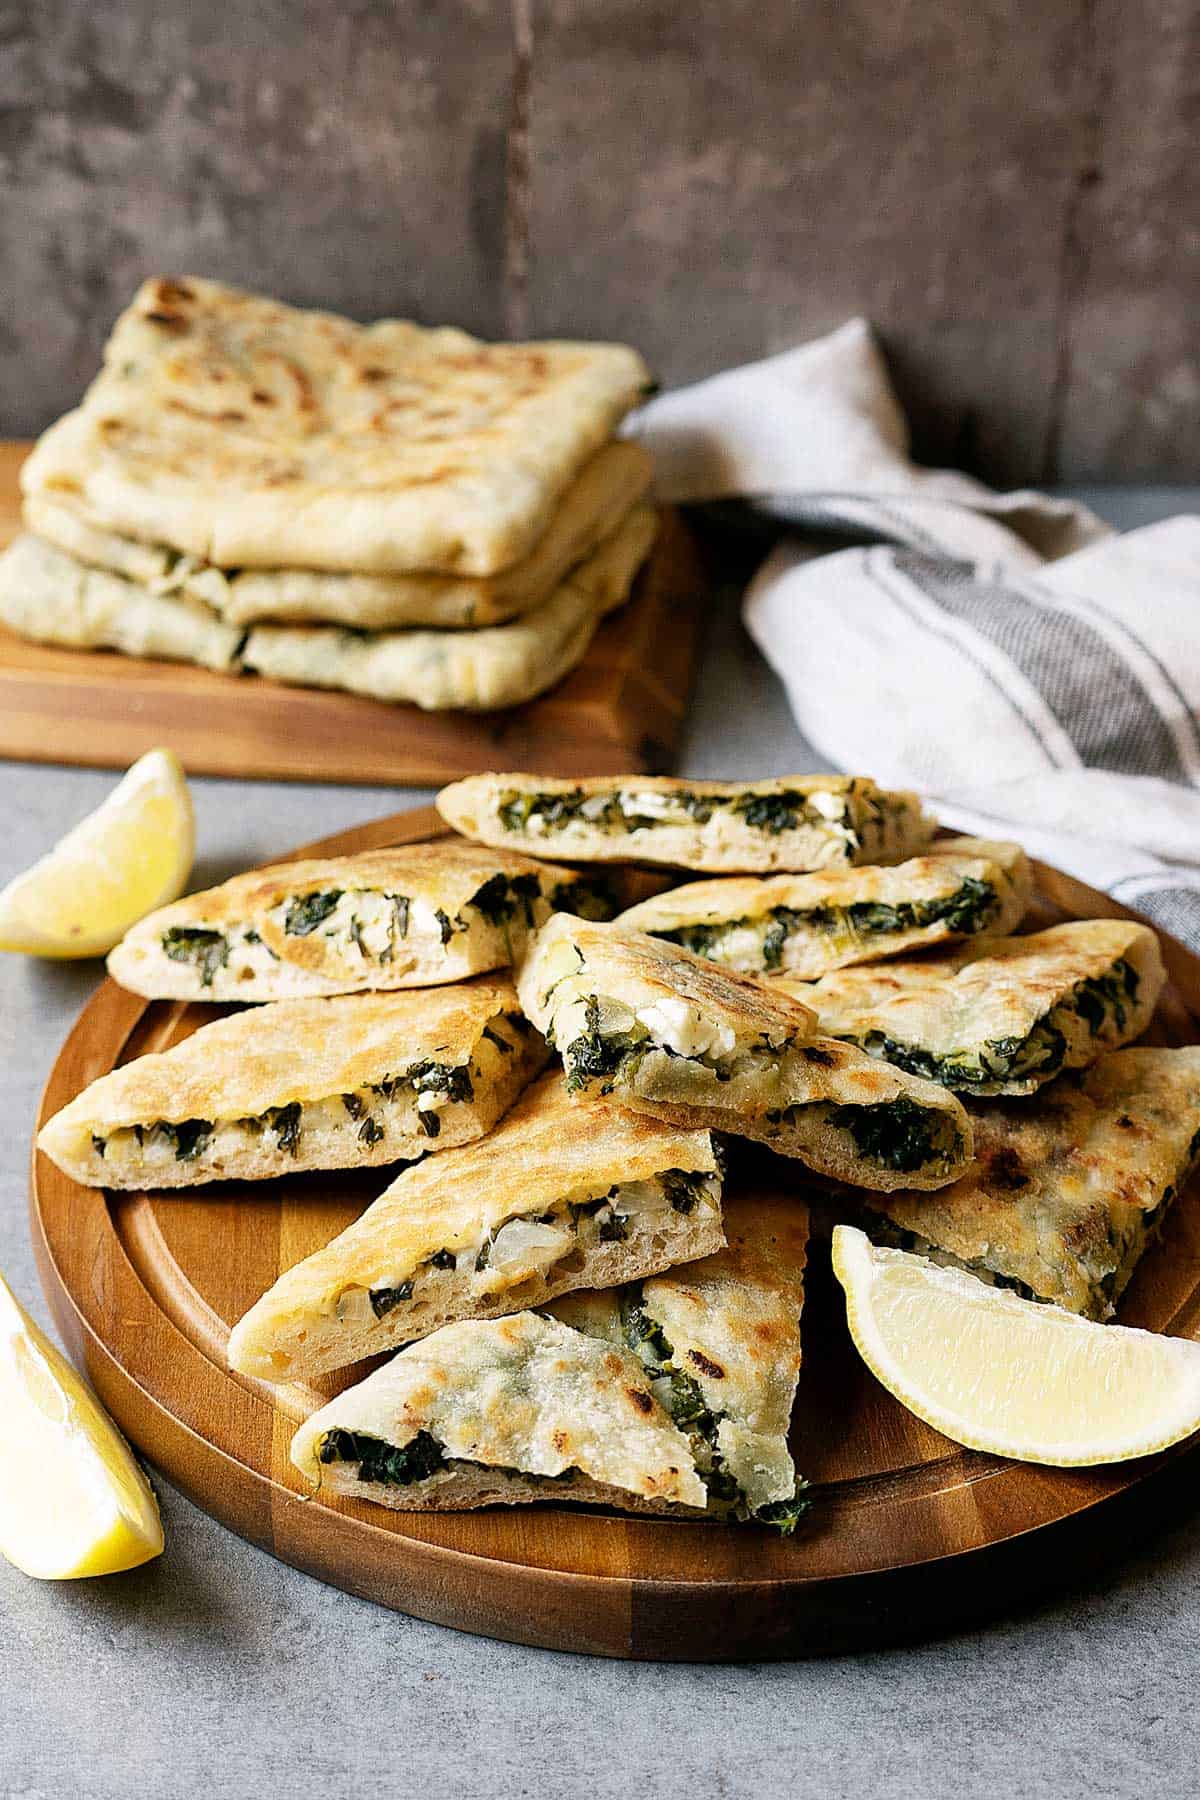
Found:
[0,490,1196,1799]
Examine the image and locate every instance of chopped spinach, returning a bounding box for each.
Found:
[283,890,343,935]
[562,994,647,1095]
[91,1133,106,1160]
[408,1061,474,1104]
[368,1283,414,1318]
[661,1169,710,1213]
[151,1118,213,1162]
[318,1427,444,1485]
[429,1249,456,1270]
[160,925,229,989]
[342,1092,365,1120]
[825,1097,961,1173]
[265,1102,302,1155]
[598,1214,630,1243]
[358,1116,385,1147]
[417,1108,441,1138]
[468,871,543,928]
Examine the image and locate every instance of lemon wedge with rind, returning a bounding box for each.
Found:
[832,1224,1200,1468]
[0,1273,164,1578]
[0,747,194,959]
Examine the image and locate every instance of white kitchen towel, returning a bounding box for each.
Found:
[632,321,1200,947]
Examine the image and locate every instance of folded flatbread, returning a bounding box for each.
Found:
[550,1192,809,1529]
[20,277,651,575]
[796,919,1164,1095]
[616,837,1031,978]
[108,842,618,1001]
[241,504,657,710]
[437,772,934,872]
[25,441,653,629]
[854,1047,1200,1318]
[228,1074,724,1380]
[517,915,971,1190]
[0,533,244,670]
[37,981,544,1190]
[290,1311,710,1516]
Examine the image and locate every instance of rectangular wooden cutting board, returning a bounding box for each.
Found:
[0,443,706,786]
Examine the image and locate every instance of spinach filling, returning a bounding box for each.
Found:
[561,994,649,1095]
[823,1097,962,1173]
[621,1293,808,1533]
[283,890,343,936]
[466,872,543,928]
[855,958,1142,1093]
[160,925,229,988]
[658,876,999,970]
[494,785,852,840]
[145,1118,214,1162]
[317,1427,580,1493]
[264,1102,302,1155]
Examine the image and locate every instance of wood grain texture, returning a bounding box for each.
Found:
[29,807,1200,1658]
[0,444,706,784]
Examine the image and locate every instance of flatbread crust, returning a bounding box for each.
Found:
[25,442,653,629]
[551,1192,808,1519]
[517,915,970,1189]
[290,1311,709,1515]
[228,1074,724,1380]
[21,277,651,575]
[0,533,244,670]
[856,1047,1200,1318]
[616,836,1031,977]
[37,981,543,1190]
[241,504,657,709]
[437,772,934,872]
[108,841,610,1001]
[797,919,1164,1095]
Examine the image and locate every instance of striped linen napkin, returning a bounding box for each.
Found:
[632,320,1200,949]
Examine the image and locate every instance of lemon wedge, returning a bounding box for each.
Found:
[831,1225,1200,1466]
[0,1272,164,1578]
[0,748,194,958]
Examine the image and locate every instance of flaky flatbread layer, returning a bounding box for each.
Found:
[616,837,1031,977]
[550,1193,809,1525]
[0,533,244,669]
[21,277,651,574]
[241,504,656,709]
[291,1311,709,1515]
[517,915,970,1190]
[228,1074,724,1380]
[108,842,616,1002]
[37,981,544,1190]
[796,919,1164,1095]
[856,1047,1200,1318]
[438,772,934,872]
[25,442,653,629]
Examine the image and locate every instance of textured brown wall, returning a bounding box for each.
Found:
[2,0,1197,481]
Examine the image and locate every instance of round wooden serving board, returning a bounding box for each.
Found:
[30,808,1200,1659]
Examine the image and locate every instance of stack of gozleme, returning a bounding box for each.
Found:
[1,277,656,709]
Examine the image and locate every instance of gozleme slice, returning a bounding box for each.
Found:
[855,1047,1200,1318]
[291,1311,709,1516]
[617,837,1031,978]
[550,1192,809,1529]
[517,915,971,1191]
[797,919,1164,1095]
[438,771,935,873]
[108,840,621,1001]
[38,981,544,1190]
[228,1074,724,1380]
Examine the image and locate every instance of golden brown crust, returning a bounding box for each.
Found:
[227,1073,723,1379]
[859,1047,1200,1317]
[437,773,934,872]
[108,842,593,1000]
[290,1311,709,1512]
[21,277,652,575]
[37,981,545,1188]
[28,442,653,629]
[798,920,1165,1094]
